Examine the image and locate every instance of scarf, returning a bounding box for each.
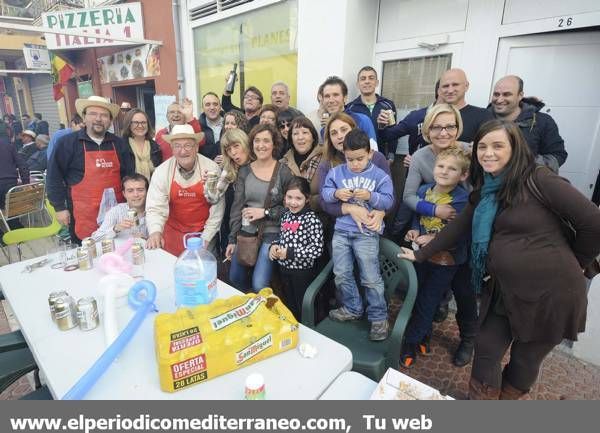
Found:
[129,137,154,180]
[470,172,504,293]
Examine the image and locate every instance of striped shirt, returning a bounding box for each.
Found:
[91,203,148,241]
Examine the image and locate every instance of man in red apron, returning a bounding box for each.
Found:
[145,124,225,257]
[47,96,133,244]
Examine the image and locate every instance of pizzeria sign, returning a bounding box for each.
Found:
[42,2,145,49]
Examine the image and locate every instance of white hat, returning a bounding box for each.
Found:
[162,124,205,144]
[22,129,36,139]
[75,95,119,119]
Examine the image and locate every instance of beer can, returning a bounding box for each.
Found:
[386,109,395,126]
[77,297,99,331]
[81,237,97,259]
[206,171,219,194]
[77,246,93,270]
[101,238,115,254]
[131,243,145,265]
[48,290,69,322]
[55,296,78,331]
[127,209,139,226]
[244,373,266,400]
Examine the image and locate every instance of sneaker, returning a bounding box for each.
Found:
[433,303,449,323]
[328,306,361,322]
[369,320,389,341]
[418,334,431,356]
[400,342,417,368]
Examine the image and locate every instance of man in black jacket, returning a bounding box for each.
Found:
[47,96,133,244]
[199,92,224,162]
[490,75,567,172]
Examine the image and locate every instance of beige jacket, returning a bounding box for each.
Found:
[146,155,225,243]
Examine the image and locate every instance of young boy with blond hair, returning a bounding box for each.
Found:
[401,147,471,367]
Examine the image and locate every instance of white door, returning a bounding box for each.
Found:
[494,31,600,198]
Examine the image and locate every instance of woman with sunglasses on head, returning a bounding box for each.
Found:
[122,109,162,180]
[400,119,600,399]
[225,123,294,293]
[276,109,295,158]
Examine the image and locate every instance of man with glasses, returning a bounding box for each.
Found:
[47,96,133,244]
[155,98,204,160]
[222,85,263,128]
[145,124,224,256]
[199,92,224,162]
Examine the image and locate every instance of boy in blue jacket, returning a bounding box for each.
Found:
[321,129,394,340]
[400,147,470,367]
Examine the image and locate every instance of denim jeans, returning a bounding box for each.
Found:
[229,241,274,293]
[404,261,459,344]
[331,230,387,322]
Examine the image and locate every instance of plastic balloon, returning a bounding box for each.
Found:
[98,273,135,347]
[98,237,135,274]
[62,280,157,400]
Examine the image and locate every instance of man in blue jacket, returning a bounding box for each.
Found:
[346,66,397,159]
[319,76,378,150]
[490,75,567,172]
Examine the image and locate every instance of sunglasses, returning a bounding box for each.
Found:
[278,121,291,129]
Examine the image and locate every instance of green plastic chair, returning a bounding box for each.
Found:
[0,347,39,395]
[301,237,418,381]
[2,199,61,263]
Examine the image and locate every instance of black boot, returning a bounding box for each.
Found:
[453,339,474,367]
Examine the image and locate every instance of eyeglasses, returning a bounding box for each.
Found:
[131,121,148,127]
[429,125,458,134]
[171,143,196,151]
[243,94,259,101]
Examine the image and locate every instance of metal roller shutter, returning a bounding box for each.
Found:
[28,74,61,135]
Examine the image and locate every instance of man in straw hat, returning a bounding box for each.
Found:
[47,95,133,244]
[145,124,224,256]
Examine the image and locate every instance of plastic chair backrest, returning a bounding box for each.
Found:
[3,182,45,221]
[379,237,410,301]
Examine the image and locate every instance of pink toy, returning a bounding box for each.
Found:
[98,238,135,274]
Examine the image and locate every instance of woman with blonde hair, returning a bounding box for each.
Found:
[121,108,162,180]
[398,102,478,368]
[203,128,252,258]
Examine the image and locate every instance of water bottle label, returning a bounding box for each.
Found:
[175,276,217,306]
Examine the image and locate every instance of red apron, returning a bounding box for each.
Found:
[163,162,211,256]
[71,140,123,240]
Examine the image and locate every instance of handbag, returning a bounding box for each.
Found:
[526,168,600,279]
[236,162,280,267]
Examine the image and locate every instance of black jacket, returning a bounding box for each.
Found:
[198,113,223,160]
[346,94,398,156]
[489,98,567,171]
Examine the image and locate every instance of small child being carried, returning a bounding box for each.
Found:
[321,129,395,341]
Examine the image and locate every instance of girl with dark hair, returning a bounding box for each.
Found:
[225,123,294,292]
[280,117,323,205]
[121,108,162,179]
[269,177,324,320]
[400,119,600,399]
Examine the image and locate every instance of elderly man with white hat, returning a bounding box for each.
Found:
[145,124,224,256]
[47,95,133,244]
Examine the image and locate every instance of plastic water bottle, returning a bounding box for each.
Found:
[174,236,218,307]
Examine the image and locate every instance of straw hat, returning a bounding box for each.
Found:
[75,95,119,119]
[162,124,205,144]
[22,129,36,139]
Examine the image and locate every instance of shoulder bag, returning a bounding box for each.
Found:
[236,162,280,267]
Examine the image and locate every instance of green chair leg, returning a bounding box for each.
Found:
[20,385,53,400]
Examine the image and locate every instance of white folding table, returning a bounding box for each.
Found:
[0,247,352,399]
